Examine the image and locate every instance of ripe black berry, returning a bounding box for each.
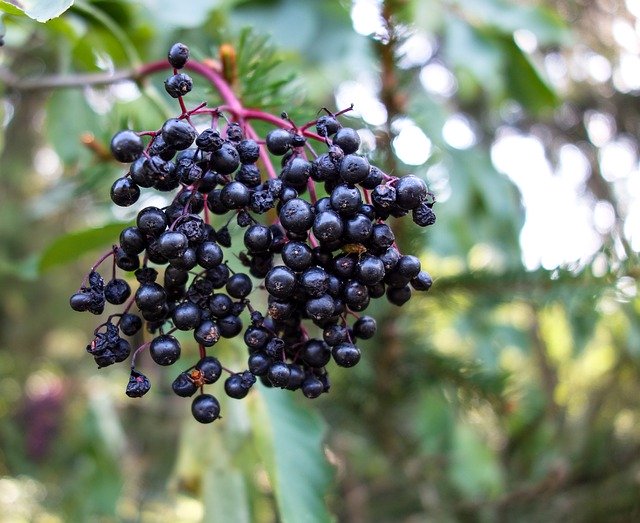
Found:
[196,356,223,384]
[172,372,197,397]
[168,42,189,69]
[266,128,292,155]
[333,127,360,154]
[150,335,181,366]
[111,130,144,163]
[191,394,221,423]
[110,177,140,207]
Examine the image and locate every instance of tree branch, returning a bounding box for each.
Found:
[0,66,139,91]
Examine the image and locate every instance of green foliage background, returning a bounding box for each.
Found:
[0,0,639,521]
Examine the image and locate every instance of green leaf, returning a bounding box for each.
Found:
[250,386,334,523]
[1,0,74,22]
[450,423,505,499]
[0,1,25,16]
[46,89,101,164]
[38,222,128,273]
[501,35,559,115]
[456,0,569,45]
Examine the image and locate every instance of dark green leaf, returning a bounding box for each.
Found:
[38,222,128,273]
[501,35,559,115]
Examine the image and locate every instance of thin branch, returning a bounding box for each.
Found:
[0,67,138,91]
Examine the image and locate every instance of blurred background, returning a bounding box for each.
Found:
[1,0,639,521]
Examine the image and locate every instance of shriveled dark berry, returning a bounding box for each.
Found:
[126,370,151,398]
[164,73,193,98]
[105,278,131,305]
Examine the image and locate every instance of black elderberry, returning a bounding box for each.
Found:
[119,227,146,255]
[265,266,297,299]
[356,254,385,285]
[157,231,189,259]
[120,313,142,336]
[395,174,428,210]
[361,165,384,189]
[316,115,341,137]
[386,284,411,306]
[279,198,314,233]
[244,224,273,253]
[150,335,181,366]
[196,356,223,384]
[266,128,292,155]
[397,255,421,279]
[281,156,312,186]
[164,73,193,98]
[333,127,360,154]
[345,214,373,243]
[172,301,201,330]
[196,128,223,151]
[191,394,221,423]
[115,248,140,272]
[135,282,166,311]
[313,210,344,244]
[411,271,433,291]
[126,370,151,398]
[137,207,168,237]
[268,362,291,388]
[305,294,336,322]
[110,177,140,207]
[372,184,396,209]
[168,42,189,69]
[332,342,361,367]
[161,118,197,150]
[194,320,220,346]
[225,374,251,399]
[330,184,361,216]
[237,139,260,163]
[236,163,262,188]
[211,143,241,175]
[111,130,144,163]
[225,273,253,299]
[302,339,332,367]
[339,154,370,184]
[302,376,325,399]
[220,181,251,209]
[105,278,131,305]
[70,291,93,312]
[412,203,436,227]
[353,316,377,339]
[300,267,329,298]
[248,353,272,376]
[172,372,198,397]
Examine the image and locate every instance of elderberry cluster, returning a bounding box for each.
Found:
[70,43,436,424]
